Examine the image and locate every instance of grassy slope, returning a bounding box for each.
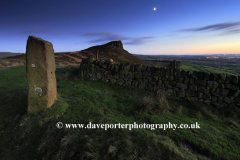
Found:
[0,65,240,160]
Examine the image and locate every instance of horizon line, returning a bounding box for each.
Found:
[1,51,240,56]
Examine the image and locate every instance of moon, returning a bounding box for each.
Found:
[153,7,156,11]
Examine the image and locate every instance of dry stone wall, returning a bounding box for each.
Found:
[80,56,240,108]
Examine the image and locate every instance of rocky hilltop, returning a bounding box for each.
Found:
[80,40,149,64]
[2,40,150,65]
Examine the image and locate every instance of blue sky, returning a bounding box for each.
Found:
[1,0,240,55]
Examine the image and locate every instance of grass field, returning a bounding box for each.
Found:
[135,54,240,76]
[148,61,237,76]
[0,64,240,160]
[178,62,237,76]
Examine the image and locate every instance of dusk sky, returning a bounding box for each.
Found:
[1,0,240,55]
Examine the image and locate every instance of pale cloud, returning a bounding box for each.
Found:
[82,32,155,45]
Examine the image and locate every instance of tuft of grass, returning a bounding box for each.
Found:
[200,107,219,121]
[224,118,240,129]
[134,89,170,116]
[136,95,154,114]
[195,111,204,120]
[135,95,156,114]
[155,89,170,115]
[175,105,183,115]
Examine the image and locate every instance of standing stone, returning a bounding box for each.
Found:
[26,36,57,115]
[173,60,176,69]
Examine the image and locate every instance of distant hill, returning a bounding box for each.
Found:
[1,41,150,65]
[0,52,23,59]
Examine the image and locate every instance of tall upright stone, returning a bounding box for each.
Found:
[173,60,176,69]
[26,36,57,115]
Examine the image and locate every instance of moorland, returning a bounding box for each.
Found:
[0,46,240,160]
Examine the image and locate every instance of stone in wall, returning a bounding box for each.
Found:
[186,90,194,97]
[218,73,226,83]
[195,79,207,86]
[177,90,185,97]
[195,92,203,99]
[189,84,197,91]
[202,72,210,80]
[191,71,198,79]
[225,75,232,83]
[230,75,238,84]
[176,83,188,90]
[105,58,113,64]
[210,73,219,81]
[225,84,239,90]
[26,36,57,115]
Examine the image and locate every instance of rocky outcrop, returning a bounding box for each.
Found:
[101,40,123,49]
[84,40,123,50]
[82,40,149,65]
